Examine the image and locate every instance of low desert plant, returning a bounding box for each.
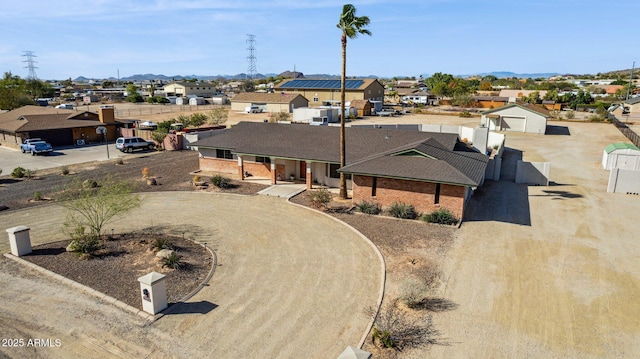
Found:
[162,252,184,269]
[422,208,459,225]
[61,166,70,175]
[459,111,472,118]
[11,167,26,178]
[24,169,35,179]
[565,110,575,120]
[34,191,43,201]
[66,225,101,256]
[193,174,202,183]
[309,188,332,209]
[141,167,150,178]
[211,175,231,189]
[369,300,441,351]
[399,277,430,308]
[116,158,124,165]
[357,201,381,215]
[388,202,417,219]
[153,238,174,251]
[82,179,98,189]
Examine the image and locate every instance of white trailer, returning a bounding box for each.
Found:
[293,107,339,124]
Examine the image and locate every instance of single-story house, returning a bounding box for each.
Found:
[602,142,640,170]
[274,78,384,107]
[230,92,309,113]
[347,99,372,116]
[473,96,509,109]
[191,122,489,220]
[481,103,550,134]
[498,89,548,102]
[0,105,129,147]
[164,81,218,98]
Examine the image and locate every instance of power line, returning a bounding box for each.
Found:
[22,51,38,80]
[246,34,257,80]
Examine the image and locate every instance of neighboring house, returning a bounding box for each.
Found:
[230,92,309,113]
[0,105,127,147]
[347,99,372,116]
[402,91,437,106]
[274,78,384,107]
[498,89,548,102]
[164,82,218,97]
[602,143,640,170]
[541,100,562,111]
[624,97,640,114]
[481,103,550,134]
[191,122,488,220]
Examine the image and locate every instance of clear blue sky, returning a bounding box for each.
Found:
[1,0,638,80]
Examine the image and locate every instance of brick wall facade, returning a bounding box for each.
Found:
[352,175,466,219]
[199,157,271,178]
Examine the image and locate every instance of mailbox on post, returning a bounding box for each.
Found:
[137,271,167,315]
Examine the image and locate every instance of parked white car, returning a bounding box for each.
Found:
[245,105,262,113]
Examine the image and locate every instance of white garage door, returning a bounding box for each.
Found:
[501,116,525,132]
[615,154,639,170]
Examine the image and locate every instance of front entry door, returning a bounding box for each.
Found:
[299,161,306,179]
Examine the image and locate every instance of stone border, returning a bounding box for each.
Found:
[286,197,387,350]
[3,252,155,321]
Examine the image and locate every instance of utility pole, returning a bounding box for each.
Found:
[625,61,635,101]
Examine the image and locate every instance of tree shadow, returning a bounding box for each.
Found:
[545,125,571,136]
[164,300,217,315]
[29,247,66,256]
[412,297,459,312]
[531,190,583,200]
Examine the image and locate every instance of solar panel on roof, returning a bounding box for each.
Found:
[279,79,364,89]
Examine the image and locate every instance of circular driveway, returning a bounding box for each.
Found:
[0,193,383,358]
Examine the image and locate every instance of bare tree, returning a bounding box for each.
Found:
[208,107,229,125]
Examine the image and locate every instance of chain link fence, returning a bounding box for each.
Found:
[612,116,640,147]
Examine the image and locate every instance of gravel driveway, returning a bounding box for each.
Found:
[0,193,383,358]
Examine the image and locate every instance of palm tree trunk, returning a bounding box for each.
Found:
[339,33,348,199]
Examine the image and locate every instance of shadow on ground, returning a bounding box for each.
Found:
[164,301,218,315]
[414,297,459,312]
[545,125,571,136]
[464,180,531,226]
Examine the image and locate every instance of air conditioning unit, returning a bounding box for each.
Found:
[76,139,85,146]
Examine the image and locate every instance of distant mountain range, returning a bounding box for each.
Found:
[73,71,590,82]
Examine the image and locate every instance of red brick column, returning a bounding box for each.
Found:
[306,161,312,190]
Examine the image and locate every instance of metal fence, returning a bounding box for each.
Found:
[114,104,221,118]
[612,117,640,147]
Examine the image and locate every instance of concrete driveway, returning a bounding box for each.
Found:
[0,193,382,358]
[430,121,640,358]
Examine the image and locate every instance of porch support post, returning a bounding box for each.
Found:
[237,155,244,180]
[306,161,312,190]
[270,158,277,185]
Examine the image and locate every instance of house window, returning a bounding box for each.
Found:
[255,156,271,164]
[313,97,319,102]
[435,183,441,204]
[372,177,377,197]
[328,164,350,179]
[216,149,233,159]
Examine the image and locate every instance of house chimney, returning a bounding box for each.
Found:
[99,105,116,124]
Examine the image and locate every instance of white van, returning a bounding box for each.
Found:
[245,105,261,113]
[55,104,74,109]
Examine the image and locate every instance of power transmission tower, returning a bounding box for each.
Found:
[246,34,257,80]
[22,51,38,80]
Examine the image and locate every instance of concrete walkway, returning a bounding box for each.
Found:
[0,192,383,358]
[257,182,307,198]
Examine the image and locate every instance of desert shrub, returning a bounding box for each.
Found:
[34,191,43,201]
[459,111,472,118]
[588,114,604,122]
[153,238,174,251]
[357,201,381,215]
[61,166,70,175]
[116,158,124,165]
[82,179,98,189]
[565,110,575,119]
[309,188,332,209]
[369,300,441,351]
[399,277,430,308]
[422,208,459,225]
[11,167,26,178]
[162,252,184,269]
[67,225,101,255]
[193,174,202,183]
[388,202,417,219]
[141,167,150,178]
[24,169,34,179]
[211,175,231,189]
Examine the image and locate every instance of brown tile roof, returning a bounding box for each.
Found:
[481,102,551,117]
[0,105,116,132]
[348,99,371,109]
[192,122,488,186]
[231,92,308,104]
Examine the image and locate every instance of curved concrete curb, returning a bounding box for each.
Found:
[3,253,155,322]
[286,199,386,350]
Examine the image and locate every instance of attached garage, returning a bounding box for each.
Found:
[481,103,549,134]
[602,142,640,170]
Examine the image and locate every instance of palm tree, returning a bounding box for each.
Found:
[337,4,371,199]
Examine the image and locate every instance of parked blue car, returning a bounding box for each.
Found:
[21,140,53,155]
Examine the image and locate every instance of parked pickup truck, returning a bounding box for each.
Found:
[21,140,53,155]
[377,109,395,117]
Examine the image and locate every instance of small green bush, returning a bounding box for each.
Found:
[11,167,26,178]
[67,226,101,255]
[153,238,174,251]
[357,201,381,215]
[422,208,458,225]
[211,175,232,189]
[459,111,472,118]
[388,202,417,219]
[309,188,332,209]
[565,110,575,120]
[24,169,34,179]
[162,252,184,269]
[34,191,43,201]
[399,277,430,308]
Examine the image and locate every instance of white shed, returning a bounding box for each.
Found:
[189,97,206,106]
[602,142,640,170]
[481,103,549,134]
